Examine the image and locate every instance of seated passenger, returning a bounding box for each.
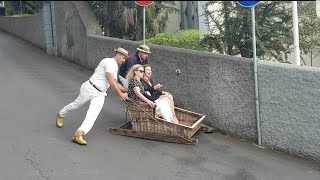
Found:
[126,64,177,123]
[141,65,214,133]
[141,65,178,123]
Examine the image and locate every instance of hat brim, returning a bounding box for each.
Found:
[114,49,129,58]
[137,48,151,54]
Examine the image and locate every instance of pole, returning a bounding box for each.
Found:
[20,1,22,14]
[143,6,146,45]
[292,1,300,66]
[42,1,54,55]
[317,0,320,17]
[252,6,261,145]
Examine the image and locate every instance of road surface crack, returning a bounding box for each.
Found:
[24,147,49,180]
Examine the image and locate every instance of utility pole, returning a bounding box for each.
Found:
[317,0,320,17]
[20,1,22,14]
[292,1,301,65]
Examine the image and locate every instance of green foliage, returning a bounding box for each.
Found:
[10,14,35,17]
[4,1,42,16]
[87,1,180,41]
[298,1,320,66]
[202,1,292,62]
[145,29,205,50]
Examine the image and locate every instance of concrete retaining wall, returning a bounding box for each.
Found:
[0,14,44,49]
[86,35,320,161]
[259,61,320,161]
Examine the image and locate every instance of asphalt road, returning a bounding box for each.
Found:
[0,30,319,180]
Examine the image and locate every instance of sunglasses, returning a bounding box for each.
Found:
[136,69,144,73]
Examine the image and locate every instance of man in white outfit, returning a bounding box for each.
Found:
[56,47,129,145]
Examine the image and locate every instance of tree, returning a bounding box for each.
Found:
[4,1,42,15]
[87,1,179,41]
[298,1,320,67]
[23,1,42,14]
[201,1,292,62]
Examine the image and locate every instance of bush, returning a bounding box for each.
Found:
[145,29,205,51]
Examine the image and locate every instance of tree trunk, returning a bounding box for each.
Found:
[311,49,313,67]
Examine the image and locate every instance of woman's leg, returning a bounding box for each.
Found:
[164,93,175,114]
[156,97,178,123]
[154,99,173,122]
[159,95,174,114]
[159,93,178,123]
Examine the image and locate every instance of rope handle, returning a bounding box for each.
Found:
[125,99,194,143]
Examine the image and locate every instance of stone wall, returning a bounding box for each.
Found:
[0,14,44,49]
[259,61,320,161]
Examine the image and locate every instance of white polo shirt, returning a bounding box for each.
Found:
[89,58,118,92]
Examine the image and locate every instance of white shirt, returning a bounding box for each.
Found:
[89,58,118,92]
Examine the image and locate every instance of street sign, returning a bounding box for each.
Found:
[135,1,154,7]
[237,1,260,8]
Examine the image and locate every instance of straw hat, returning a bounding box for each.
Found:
[137,45,151,54]
[114,47,129,58]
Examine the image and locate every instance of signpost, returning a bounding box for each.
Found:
[237,1,261,146]
[135,1,154,45]
[292,1,300,66]
[317,0,320,17]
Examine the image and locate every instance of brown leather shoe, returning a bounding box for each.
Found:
[56,114,64,128]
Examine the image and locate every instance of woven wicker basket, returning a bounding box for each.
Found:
[126,99,205,138]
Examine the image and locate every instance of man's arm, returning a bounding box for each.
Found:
[106,72,128,100]
[117,81,127,92]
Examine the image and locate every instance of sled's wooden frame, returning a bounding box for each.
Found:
[109,99,205,145]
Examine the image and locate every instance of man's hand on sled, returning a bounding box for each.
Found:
[120,92,129,101]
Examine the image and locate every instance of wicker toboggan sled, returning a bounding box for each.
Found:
[109,99,206,144]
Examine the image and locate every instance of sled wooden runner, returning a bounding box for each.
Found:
[109,99,205,145]
[109,123,198,144]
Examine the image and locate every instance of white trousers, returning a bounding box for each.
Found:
[59,80,107,135]
[155,99,173,122]
[119,75,128,90]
